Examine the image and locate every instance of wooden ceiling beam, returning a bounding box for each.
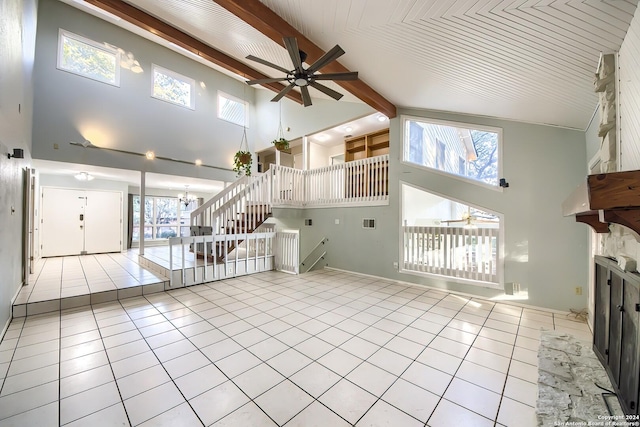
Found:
[83,0,303,104]
[213,0,397,118]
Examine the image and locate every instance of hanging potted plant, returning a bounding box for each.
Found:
[272,101,289,152]
[272,137,289,151]
[233,125,252,176]
[233,150,252,176]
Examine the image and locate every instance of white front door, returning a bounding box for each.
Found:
[40,188,122,257]
[41,188,85,257]
[84,191,122,254]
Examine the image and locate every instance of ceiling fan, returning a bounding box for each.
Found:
[439,209,499,228]
[245,37,359,107]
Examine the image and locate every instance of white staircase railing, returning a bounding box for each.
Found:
[403,225,499,284]
[190,175,253,229]
[272,154,389,207]
[168,232,276,287]
[190,172,272,259]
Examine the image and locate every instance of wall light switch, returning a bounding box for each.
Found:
[335,219,340,225]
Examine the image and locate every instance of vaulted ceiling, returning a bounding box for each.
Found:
[77,0,638,130]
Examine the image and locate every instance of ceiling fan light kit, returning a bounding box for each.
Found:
[246,37,359,107]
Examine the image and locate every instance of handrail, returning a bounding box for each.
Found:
[191,175,248,220]
[208,171,272,236]
[300,237,328,273]
[272,154,389,207]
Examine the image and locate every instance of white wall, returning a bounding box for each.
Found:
[254,89,373,152]
[0,0,38,332]
[279,108,588,312]
[619,6,640,172]
[591,6,640,274]
[31,0,241,183]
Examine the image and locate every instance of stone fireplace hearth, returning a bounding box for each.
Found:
[537,331,624,426]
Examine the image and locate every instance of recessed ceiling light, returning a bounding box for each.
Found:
[377,115,388,122]
[315,134,330,142]
[145,151,155,160]
[344,126,353,132]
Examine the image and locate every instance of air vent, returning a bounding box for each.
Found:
[305,219,313,226]
[363,218,376,229]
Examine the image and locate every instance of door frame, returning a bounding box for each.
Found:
[39,186,124,257]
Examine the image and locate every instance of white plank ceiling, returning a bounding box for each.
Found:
[114,0,639,129]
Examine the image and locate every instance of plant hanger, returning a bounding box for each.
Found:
[277,101,285,141]
[233,86,252,176]
[272,101,289,151]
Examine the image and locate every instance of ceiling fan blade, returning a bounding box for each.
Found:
[306,44,345,73]
[246,77,288,85]
[271,83,295,102]
[313,71,359,81]
[300,86,312,107]
[310,81,343,101]
[246,55,290,74]
[283,37,303,73]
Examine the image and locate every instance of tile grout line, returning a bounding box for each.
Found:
[133,291,276,426]
[182,275,459,425]
[424,302,518,427]
[491,309,525,427]
[165,277,355,425]
[2,270,559,426]
[81,307,133,426]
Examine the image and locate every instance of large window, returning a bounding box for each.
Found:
[218,91,248,126]
[401,183,502,287]
[57,29,120,86]
[403,117,501,188]
[132,196,198,242]
[152,64,195,109]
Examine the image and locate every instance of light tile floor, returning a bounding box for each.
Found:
[15,253,167,308]
[0,269,592,426]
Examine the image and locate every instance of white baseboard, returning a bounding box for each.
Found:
[323,266,577,317]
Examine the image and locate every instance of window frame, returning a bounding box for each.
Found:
[151,64,196,110]
[401,115,503,191]
[57,29,121,87]
[398,181,505,289]
[217,91,249,127]
[132,195,197,242]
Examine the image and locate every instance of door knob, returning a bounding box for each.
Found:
[617,304,624,312]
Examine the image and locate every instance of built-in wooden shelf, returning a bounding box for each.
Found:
[345,128,389,162]
[563,170,640,238]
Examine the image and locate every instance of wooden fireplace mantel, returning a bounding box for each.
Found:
[562,170,640,238]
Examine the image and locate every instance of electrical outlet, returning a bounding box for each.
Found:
[575,286,583,296]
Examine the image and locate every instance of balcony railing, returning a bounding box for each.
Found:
[403,225,499,284]
[272,154,389,207]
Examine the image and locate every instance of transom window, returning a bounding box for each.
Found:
[218,91,248,127]
[152,64,195,109]
[57,29,120,86]
[132,196,198,241]
[403,117,501,188]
